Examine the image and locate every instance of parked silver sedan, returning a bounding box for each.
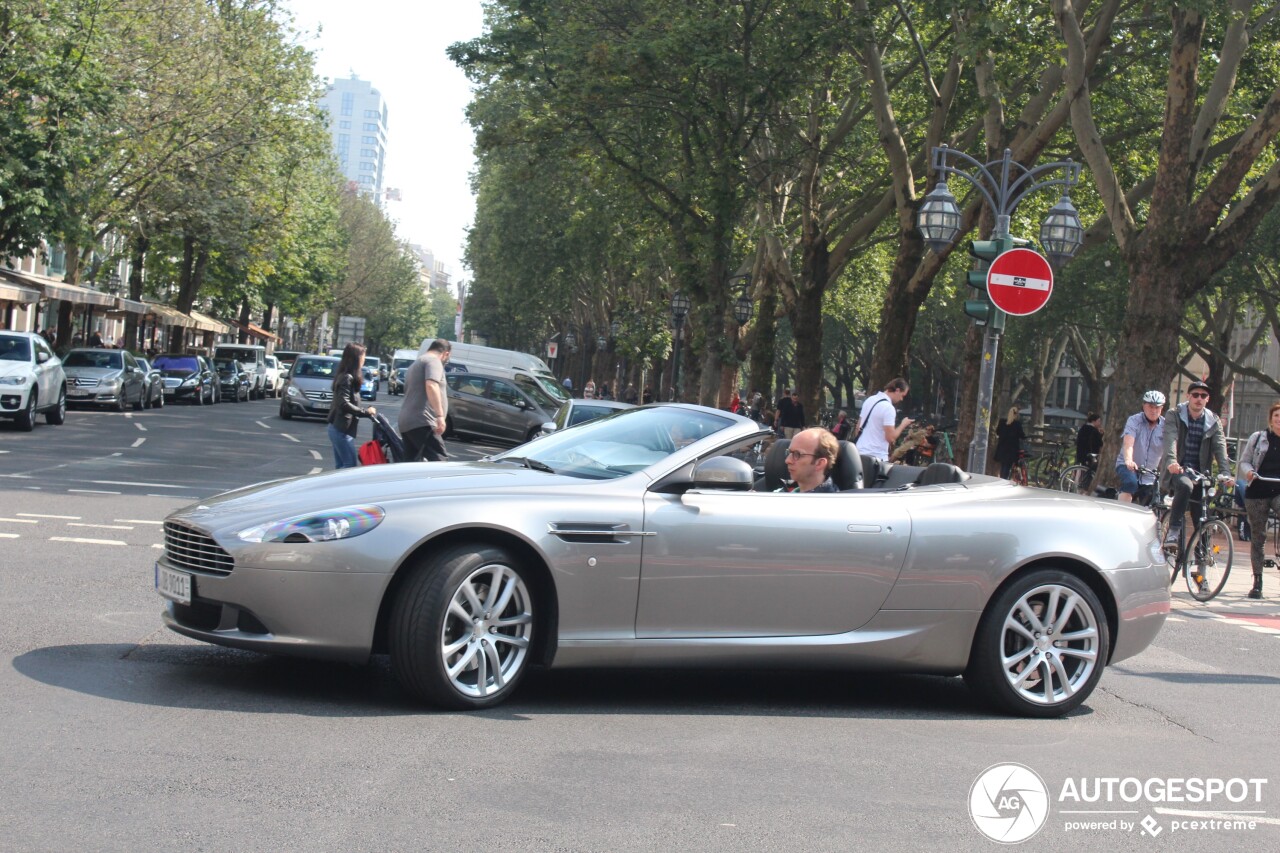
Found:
[62,348,147,411]
[154,405,1169,717]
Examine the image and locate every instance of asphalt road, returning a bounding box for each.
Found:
[1,397,1278,851]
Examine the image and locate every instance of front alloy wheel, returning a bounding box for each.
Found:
[964,569,1108,717]
[390,545,536,709]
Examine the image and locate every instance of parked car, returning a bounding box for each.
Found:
[278,355,339,420]
[62,348,147,411]
[365,356,383,388]
[540,398,634,436]
[214,358,251,402]
[213,344,267,399]
[389,366,406,396]
[135,357,165,409]
[359,365,378,401]
[153,353,218,405]
[0,331,66,430]
[444,371,559,445]
[154,404,1170,716]
[263,355,282,399]
[271,350,307,375]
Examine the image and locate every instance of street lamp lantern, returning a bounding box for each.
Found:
[733,294,753,326]
[1039,195,1085,267]
[597,334,607,350]
[670,291,690,321]
[564,328,577,349]
[917,180,963,253]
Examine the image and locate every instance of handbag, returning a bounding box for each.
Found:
[358,439,388,465]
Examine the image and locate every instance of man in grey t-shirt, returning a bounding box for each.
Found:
[398,338,452,461]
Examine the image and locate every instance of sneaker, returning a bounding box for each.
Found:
[1193,574,1210,596]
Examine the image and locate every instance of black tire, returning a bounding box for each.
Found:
[16,389,36,431]
[1185,519,1233,601]
[964,569,1109,718]
[443,415,455,439]
[115,392,127,413]
[155,390,164,409]
[389,544,537,710]
[46,386,66,425]
[132,388,144,411]
[279,404,292,420]
[525,426,541,444]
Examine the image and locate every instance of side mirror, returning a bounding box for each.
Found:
[37,351,51,364]
[539,421,557,437]
[691,456,754,491]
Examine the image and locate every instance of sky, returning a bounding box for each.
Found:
[283,0,486,287]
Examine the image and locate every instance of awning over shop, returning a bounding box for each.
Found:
[0,279,40,305]
[0,268,116,307]
[114,296,147,314]
[188,310,231,335]
[230,320,281,342]
[144,300,196,328]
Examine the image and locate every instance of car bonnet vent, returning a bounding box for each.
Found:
[164,521,234,576]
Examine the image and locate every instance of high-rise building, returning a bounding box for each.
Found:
[318,74,388,198]
[408,244,453,294]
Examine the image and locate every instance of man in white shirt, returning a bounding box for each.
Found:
[854,377,913,461]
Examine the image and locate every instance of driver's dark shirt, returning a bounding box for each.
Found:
[781,478,838,493]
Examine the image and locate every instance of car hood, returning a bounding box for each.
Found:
[169,461,606,531]
[0,361,35,379]
[64,366,122,379]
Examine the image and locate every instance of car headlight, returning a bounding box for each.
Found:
[237,505,385,543]
[0,376,28,386]
[286,385,301,397]
[101,376,121,389]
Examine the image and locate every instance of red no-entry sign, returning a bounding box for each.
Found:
[986,248,1053,316]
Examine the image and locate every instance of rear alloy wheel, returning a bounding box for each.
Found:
[390,545,536,710]
[16,389,37,431]
[115,392,127,413]
[964,569,1108,718]
[132,388,144,411]
[46,386,66,425]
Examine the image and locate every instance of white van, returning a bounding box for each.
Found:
[419,339,568,405]
[213,343,268,398]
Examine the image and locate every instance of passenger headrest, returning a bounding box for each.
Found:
[918,462,967,486]
[832,440,862,490]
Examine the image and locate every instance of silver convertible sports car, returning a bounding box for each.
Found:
[155,405,1169,717]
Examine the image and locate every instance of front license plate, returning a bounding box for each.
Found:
[68,389,90,397]
[155,563,191,605]
[313,401,330,410]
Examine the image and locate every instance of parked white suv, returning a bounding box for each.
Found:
[263,355,282,398]
[0,331,67,431]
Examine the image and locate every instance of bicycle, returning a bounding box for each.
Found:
[1009,449,1030,486]
[1161,467,1234,602]
[1058,453,1098,495]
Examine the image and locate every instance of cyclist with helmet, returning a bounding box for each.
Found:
[1115,390,1167,504]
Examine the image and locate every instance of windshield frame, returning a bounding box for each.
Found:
[488,404,742,481]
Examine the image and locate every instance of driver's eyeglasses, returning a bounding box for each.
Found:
[785,450,816,460]
[1189,392,1209,399]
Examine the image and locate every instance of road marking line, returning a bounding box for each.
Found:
[1,473,32,478]
[0,533,18,539]
[256,420,271,429]
[0,450,9,454]
[17,513,79,519]
[50,536,126,546]
[68,489,121,495]
[68,522,134,530]
[308,467,322,475]
[111,452,122,457]
[150,494,200,499]
[135,423,147,432]
[282,433,300,443]
[310,449,321,460]
[90,480,187,489]
[116,519,162,525]
[132,437,146,447]
[151,543,164,549]
[0,517,39,524]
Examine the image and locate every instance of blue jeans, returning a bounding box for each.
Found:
[328,424,358,469]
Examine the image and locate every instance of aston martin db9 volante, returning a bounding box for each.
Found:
[155,405,1169,717]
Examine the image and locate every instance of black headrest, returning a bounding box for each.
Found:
[861,454,886,487]
[918,462,967,486]
[764,438,791,491]
[883,463,925,489]
[832,440,862,490]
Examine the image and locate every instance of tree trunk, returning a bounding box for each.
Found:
[123,234,148,352]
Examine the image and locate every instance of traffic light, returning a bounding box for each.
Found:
[967,240,1004,288]
[963,298,991,325]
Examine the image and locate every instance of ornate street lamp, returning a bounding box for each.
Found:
[1039,195,1085,267]
[728,273,753,326]
[670,292,690,401]
[916,181,963,253]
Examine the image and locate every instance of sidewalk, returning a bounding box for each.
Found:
[1170,529,1280,627]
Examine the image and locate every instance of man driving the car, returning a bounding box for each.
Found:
[782,428,839,492]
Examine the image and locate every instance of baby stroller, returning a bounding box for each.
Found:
[359,412,406,464]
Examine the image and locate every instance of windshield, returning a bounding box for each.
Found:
[0,335,31,362]
[216,347,258,363]
[292,357,338,378]
[64,350,122,369]
[514,374,562,411]
[490,405,736,480]
[214,359,237,372]
[393,358,414,371]
[153,355,199,374]
[535,373,570,403]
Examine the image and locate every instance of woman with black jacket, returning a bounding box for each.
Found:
[327,342,376,469]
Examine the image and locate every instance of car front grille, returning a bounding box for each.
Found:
[302,389,332,402]
[69,376,100,388]
[164,521,234,576]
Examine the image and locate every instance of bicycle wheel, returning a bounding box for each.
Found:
[1184,519,1233,601]
[1058,465,1093,494]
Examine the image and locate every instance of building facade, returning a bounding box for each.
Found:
[319,74,388,198]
